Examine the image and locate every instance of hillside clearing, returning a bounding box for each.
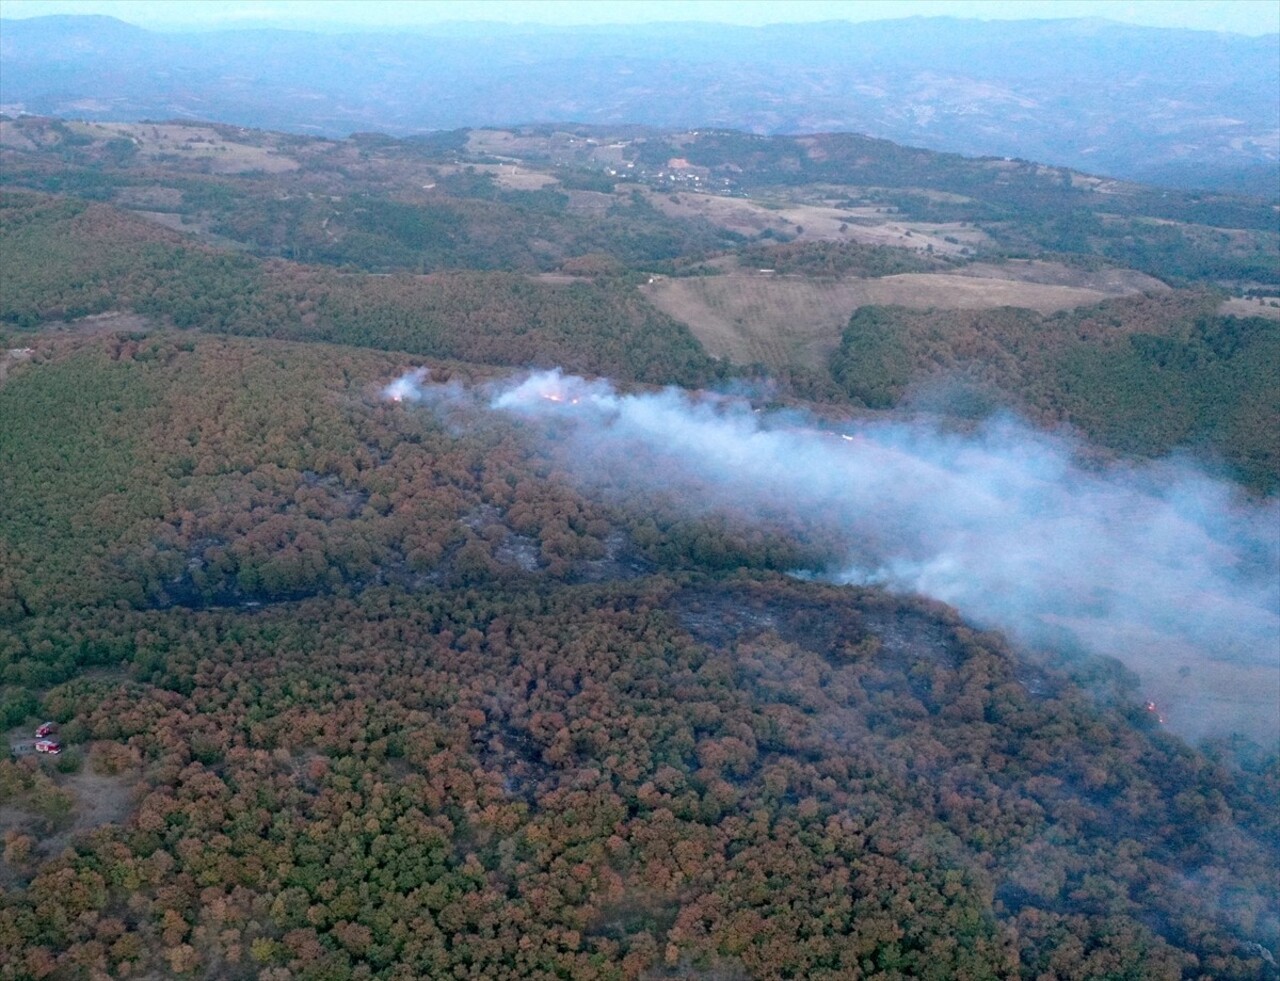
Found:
[643,188,989,254]
[1219,296,1280,320]
[70,121,303,174]
[644,265,1158,370]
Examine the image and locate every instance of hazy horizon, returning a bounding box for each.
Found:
[1,0,1278,36]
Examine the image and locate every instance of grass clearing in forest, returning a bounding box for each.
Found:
[643,265,1150,371]
[1219,296,1280,320]
[642,188,989,254]
[74,121,302,174]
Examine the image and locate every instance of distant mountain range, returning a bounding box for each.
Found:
[1,14,1277,195]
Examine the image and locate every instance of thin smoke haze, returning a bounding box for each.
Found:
[388,368,1280,745]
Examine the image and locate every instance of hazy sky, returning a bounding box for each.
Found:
[1,0,1278,35]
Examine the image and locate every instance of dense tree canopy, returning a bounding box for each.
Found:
[0,330,1276,979]
[830,295,1280,490]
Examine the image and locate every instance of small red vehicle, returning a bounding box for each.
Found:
[34,739,61,755]
[35,722,57,738]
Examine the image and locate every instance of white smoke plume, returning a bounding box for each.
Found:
[382,367,431,402]
[392,368,1280,744]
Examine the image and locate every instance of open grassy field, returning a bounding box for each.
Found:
[432,160,561,189]
[1052,614,1280,746]
[70,121,303,174]
[1219,296,1280,320]
[644,187,989,254]
[643,262,1161,370]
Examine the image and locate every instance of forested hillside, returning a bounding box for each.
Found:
[2,119,1274,601]
[0,191,722,388]
[0,114,1277,980]
[0,329,1276,979]
[830,295,1280,490]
